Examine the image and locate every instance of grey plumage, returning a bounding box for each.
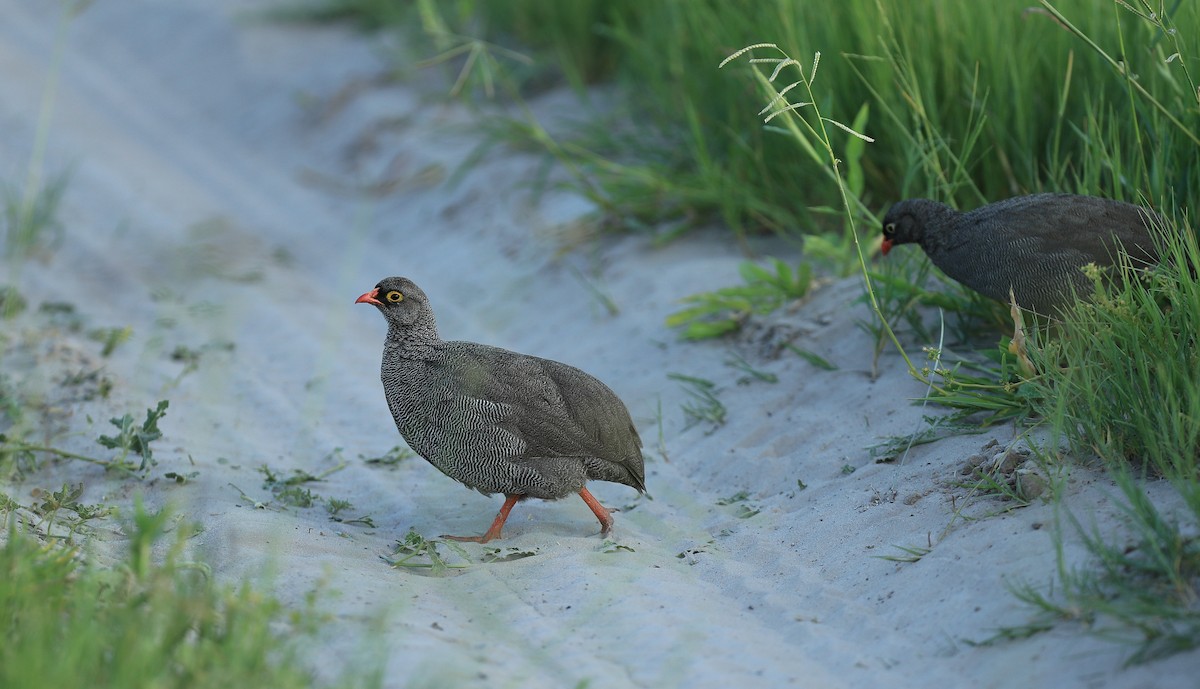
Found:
[881,193,1162,315]
[356,276,644,542]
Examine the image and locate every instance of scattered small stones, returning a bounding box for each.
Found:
[1015,470,1048,500]
[957,439,1051,503]
[994,448,1026,475]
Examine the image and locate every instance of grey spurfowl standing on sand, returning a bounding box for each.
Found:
[880,193,1162,315]
[356,276,645,543]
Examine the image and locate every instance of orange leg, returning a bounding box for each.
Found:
[443,494,522,543]
[578,486,614,537]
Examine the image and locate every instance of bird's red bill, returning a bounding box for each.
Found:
[880,238,894,256]
[355,288,383,306]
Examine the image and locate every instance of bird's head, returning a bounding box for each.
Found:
[881,201,921,256]
[881,198,949,256]
[355,276,434,329]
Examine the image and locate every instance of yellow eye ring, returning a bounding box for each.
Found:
[385,290,404,303]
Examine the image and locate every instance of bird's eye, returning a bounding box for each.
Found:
[883,222,896,236]
[385,290,404,303]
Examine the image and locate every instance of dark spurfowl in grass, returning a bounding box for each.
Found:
[356,277,645,543]
[880,193,1162,315]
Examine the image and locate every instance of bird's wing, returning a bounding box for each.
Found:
[981,195,1161,266]
[441,344,643,477]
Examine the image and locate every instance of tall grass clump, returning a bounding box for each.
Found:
[1034,222,1200,485]
[421,0,642,89]
[716,9,1200,659]
[0,502,380,689]
[297,0,1200,241]
[1000,220,1200,662]
[993,1,1200,648]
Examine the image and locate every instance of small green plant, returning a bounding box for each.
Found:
[0,492,18,520]
[600,540,635,553]
[3,401,171,475]
[879,543,932,564]
[258,453,347,489]
[0,433,39,477]
[650,396,669,462]
[276,486,317,508]
[61,368,114,401]
[255,454,348,511]
[362,445,415,467]
[734,505,760,519]
[869,412,988,463]
[383,529,470,574]
[782,344,836,371]
[864,261,1012,347]
[28,483,115,539]
[163,470,198,484]
[666,258,813,339]
[0,285,27,319]
[666,373,726,430]
[87,326,133,357]
[38,300,83,330]
[724,352,778,384]
[716,490,760,518]
[923,345,1041,425]
[97,400,169,472]
[325,497,376,527]
[0,374,23,426]
[2,171,70,260]
[715,490,750,506]
[326,497,353,517]
[569,264,620,316]
[479,546,538,563]
[169,340,235,377]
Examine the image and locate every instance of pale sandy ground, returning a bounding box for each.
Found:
[1,2,1197,688]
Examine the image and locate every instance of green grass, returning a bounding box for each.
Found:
[666,257,814,339]
[666,373,727,431]
[2,171,69,260]
[361,445,416,467]
[992,215,1200,662]
[1031,224,1200,483]
[0,501,380,689]
[301,0,1200,241]
[998,479,1200,664]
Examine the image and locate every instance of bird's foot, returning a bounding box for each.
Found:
[578,487,615,539]
[441,495,520,544]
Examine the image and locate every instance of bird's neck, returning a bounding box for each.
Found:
[914,200,959,253]
[386,320,441,358]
